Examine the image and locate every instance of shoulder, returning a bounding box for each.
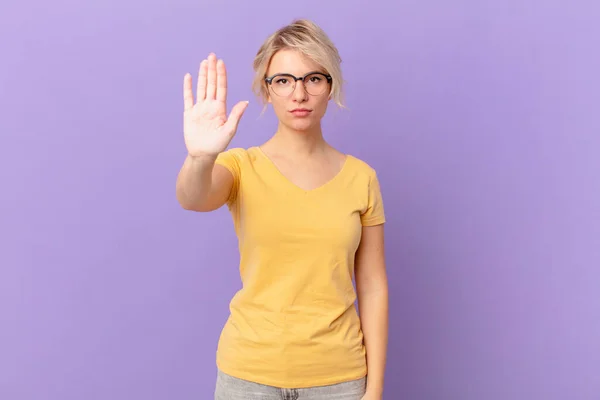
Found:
[214,147,263,179]
[346,154,380,180]
[220,146,262,159]
[218,147,250,159]
[216,146,260,165]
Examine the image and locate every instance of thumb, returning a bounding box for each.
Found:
[223,101,249,135]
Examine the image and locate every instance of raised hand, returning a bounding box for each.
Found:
[182,53,248,158]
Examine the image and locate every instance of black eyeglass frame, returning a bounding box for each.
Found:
[264,71,332,96]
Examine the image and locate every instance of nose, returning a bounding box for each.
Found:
[292,79,308,103]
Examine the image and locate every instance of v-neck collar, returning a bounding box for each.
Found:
[253,146,351,194]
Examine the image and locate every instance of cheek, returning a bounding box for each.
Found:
[270,98,287,114]
[313,96,330,115]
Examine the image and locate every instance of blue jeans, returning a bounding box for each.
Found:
[214,370,367,399]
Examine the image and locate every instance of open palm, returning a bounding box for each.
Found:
[182,53,248,158]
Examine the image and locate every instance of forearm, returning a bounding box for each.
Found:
[358,287,389,396]
[176,154,217,209]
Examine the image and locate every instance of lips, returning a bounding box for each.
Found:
[290,108,312,117]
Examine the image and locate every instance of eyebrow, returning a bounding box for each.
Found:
[266,70,329,78]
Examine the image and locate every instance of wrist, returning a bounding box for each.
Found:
[187,152,218,165]
[365,385,384,397]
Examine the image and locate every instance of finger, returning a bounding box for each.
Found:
[206,53,217,100]
[183,73,193,110]
[196,60,208,102]
[222,101,249,135]
[216,59,227,102]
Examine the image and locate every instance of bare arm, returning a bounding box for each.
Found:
[177,52,247,211]
[355,224,388,399]
[175,154,233,212]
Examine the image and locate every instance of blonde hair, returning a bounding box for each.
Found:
[252,19,345,108]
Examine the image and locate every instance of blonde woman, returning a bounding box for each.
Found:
[177,19,388,400]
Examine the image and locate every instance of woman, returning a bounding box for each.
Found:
[176,19,388,400]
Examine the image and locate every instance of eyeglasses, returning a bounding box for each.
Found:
[265,71,332,97]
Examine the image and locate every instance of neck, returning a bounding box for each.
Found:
[268,122,327,157]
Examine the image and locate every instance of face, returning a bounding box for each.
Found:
[265,49,331,132]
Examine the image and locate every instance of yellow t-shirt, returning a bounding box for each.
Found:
[214,146,385,389]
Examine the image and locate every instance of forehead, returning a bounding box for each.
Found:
[267,49,324,76]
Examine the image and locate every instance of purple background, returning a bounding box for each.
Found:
[1,0,599,399]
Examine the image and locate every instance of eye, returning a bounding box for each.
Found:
[309,76,322,83]
[275,78,289,85]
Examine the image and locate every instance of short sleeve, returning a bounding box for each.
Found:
[360,171,386,226]
[215,148,243,205]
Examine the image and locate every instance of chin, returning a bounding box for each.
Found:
[286,119,318,133]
